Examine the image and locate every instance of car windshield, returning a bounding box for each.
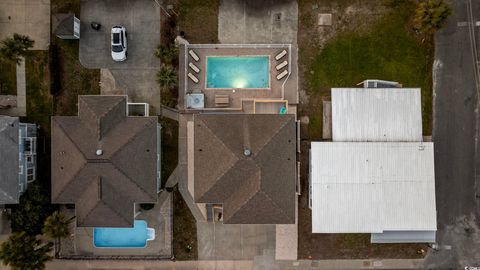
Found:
[112,45,123,52]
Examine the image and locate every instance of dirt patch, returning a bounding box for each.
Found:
[162,0,219,44]
[172,188,198,260]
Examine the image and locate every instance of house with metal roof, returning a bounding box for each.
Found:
[0,116,37,204]
[310,88,437,243]
[51,95,160,227]
[188,114,297,224]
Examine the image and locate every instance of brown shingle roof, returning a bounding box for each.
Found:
[194,114,296,224]
[51,96,158,227]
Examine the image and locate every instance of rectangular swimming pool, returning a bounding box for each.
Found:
[206,56,269,89]
[93,220,155,248]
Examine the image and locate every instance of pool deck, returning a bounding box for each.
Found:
[178,44,298,114]
[58,193,172,259]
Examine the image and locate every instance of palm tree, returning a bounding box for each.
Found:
[154,44,179,64]
[156,65,177,89]
[0,34,34,64]
[0,232,53,270]
[414,0,452,34]
[42,211,73,256]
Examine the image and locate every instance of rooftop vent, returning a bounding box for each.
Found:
[96,149,103,156]
[244,149,252,157]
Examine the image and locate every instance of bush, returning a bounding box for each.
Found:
[414,0,452,33]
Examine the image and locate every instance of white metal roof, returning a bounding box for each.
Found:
[331,88,423,142]
[310,142,436,233]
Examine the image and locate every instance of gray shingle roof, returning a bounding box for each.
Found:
[194,114,296,224]
[51,96,158,227]
[0,116,19,204]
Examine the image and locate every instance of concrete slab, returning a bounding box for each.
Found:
[197,222,276,260]
[218,0,297,44]
[0,0,50,50]
[79,0,160,69]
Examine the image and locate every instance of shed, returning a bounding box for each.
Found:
[52,13,80,39]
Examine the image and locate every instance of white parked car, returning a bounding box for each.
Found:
[111,25,127,61]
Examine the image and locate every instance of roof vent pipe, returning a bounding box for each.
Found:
[244,149,251,157]
[96,149,103,156]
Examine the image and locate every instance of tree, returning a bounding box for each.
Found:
[154,44,179,64]
[156,65,177,89]
[0,232,53,270]
[8,183,54,236]
[0,34,34,64]
[414,0,452,34]
[43,211,72,256]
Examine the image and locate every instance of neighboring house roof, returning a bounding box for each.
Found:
[331,88,422,142]
[193,114,296,224]
[52,13,76,36]
[0,116,19,204]
[310,142,436,233]
[51,96,158,227]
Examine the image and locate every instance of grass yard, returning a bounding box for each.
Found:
[172,189,198,260]
[51,0,100,116]
[162,0,219,44]
[0,61,17,95]
[297,0,433,259]
[25,51,52,133]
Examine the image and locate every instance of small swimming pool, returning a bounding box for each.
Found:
[93,220,155,248]
[206,56,269,89]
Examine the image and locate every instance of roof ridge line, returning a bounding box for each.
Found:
[110,157,155,201]
[196,118,240,200]
[259,189,293,223]
[252,115,293,157]
[224,177,261,222]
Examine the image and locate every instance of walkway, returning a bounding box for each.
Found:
[0,258,426,270]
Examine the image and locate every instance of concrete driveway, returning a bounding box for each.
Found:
[197,222,275,260]
[0,0,50,50]
[79,0,160,69]
[218,0,297,44]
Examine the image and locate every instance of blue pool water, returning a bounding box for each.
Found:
[206,56,269,89]
[93,220,154,248]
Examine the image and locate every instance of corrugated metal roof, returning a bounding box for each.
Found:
[331,88,423,142]
[311,142,436,233]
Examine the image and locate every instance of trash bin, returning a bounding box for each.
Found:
[91,22,101,31]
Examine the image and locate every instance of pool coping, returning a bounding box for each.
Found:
[204,55,271,90]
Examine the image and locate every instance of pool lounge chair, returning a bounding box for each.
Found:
[275,49,287,61]
[276,60,288,71]
[189,62,200,73]
[276,70,288,80]
[188,72,199,83]
[189,49,200,62]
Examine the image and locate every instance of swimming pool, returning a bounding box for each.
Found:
[93,220,155,248]
[206,56,269,89]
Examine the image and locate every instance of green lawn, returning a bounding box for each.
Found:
[25,51,52,133]
[0,61,17,95]
[305,1,434,134]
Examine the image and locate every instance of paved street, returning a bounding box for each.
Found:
[425,0,480,268]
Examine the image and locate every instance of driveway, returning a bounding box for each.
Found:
[0,0,50,50]
[79,0,160,69]
[425,0,480,268]
[80,0,161,113]
[197,222,275,260]
[218,0,298,44]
